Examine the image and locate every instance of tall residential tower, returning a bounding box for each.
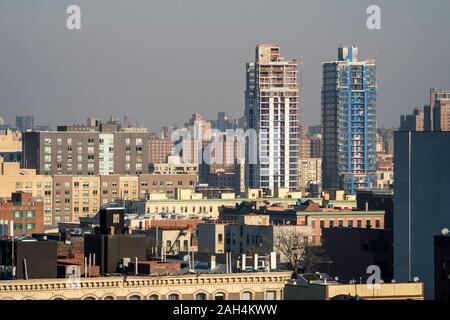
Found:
[245,44,300,194]
[322,46,377,194]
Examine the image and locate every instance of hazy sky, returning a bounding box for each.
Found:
[1,0,449,131]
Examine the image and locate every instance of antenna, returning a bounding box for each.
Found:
[441,228,449,236]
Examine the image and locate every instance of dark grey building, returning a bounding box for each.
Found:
[0,238,57,280]
[22,129,149,175]
[434,233,450,300]
[321,228,393,283]
[394,131,450,299]
[84,206,147,274]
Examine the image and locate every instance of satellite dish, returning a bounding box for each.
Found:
[183,255,190,262]
[442,228,449,236]
[413,276,420,283]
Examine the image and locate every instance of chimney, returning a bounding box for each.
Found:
[210,255,216,270]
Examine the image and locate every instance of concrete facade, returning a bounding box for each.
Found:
[0,272,291,300]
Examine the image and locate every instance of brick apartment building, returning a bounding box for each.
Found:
[0,192,44,236]
[148,136,173,164]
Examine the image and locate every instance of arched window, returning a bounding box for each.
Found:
[214,292,225,300]
[241,291,253,300]
[128,295,142,300]
[168,293,180,300]
[148,294,159,300]
[82,296,96,300]
[103,296,115,300]
[195,293,207,300]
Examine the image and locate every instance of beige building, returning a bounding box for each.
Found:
[143,190,300,218]
[376,170,394,191]
[53,175,142,223]
[150,158,198,175]
[52,176,101,223]
[0,157,53,225]
[0,272,291,300]
[298,158,322,192]
[0,129,21,156]
[100,175,139,206]
[284,275,424,300]
[146,227,193,255]
[198,215,312,257]
[138,174,197,199]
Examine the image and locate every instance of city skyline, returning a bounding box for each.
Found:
[1,0,450,130]
[0,0,449,304]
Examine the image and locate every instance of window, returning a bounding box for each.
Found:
[26,210,35,218]
[128,295,141,300]
[13,210,22,218]
[375,219,381,228]
[266,291,276,300]
[168,294,179,300]
[195,293,207,300]
[241,291,253,300]
[148,295,159,300]
[214,293,225,300]
[26,223,35,231]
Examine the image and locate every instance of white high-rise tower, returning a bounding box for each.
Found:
[245,44,300,194]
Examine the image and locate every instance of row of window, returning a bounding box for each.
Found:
[74,290,275,300]
[147,205,219,214]
[311,218,381,229]
[44,138,143,146]
[12,210,36,218]
[13,223,36,231]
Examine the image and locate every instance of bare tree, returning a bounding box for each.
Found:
[273,228,327,278]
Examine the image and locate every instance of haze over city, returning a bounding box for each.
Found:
[1,0,450,130]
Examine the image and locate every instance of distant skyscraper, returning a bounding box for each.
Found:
[400,108,425,131]
[245,44,299,194]
[16,115,34,132]
[431,88,450,131]
[322,45,377,194]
